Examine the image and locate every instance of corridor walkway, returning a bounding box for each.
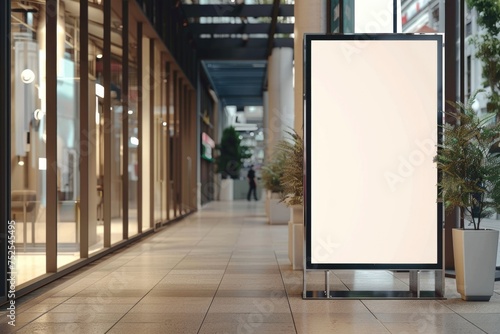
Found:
[1,200,500,333]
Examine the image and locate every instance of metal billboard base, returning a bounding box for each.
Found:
[303,269,446,300]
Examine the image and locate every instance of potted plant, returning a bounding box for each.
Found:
[435,92,500,301]
[277,130,304,269]
[277,130,304,206]
[261,150,290,224]
[261,150,286,195]
[215,126,250,200]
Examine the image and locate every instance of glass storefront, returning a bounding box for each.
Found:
[56,0,81,269]
[11,0,47,285]
[7,0,198,291]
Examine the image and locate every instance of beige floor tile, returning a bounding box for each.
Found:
[152,282,220,291]
[167,269,225,276]
[198,321,296,334]
[208,297,290,313]
[159,274,223,285]
[34,312,123,323]
[215,289,286,298]
[108,321,202,334]
[11,311,45,325]
[295,312,379,323]
[295,319,390,334]
[119,312,205,323]
[363,300,454,314]
[130,297,212,314]
[15,322,115,334]
[225,267,281,274]
[460,313,500,334]
[74,289,151,297]
[144,289,216,298]
[22,303,59,313]
[62,296,142,304]
[203,312,293,323]
[0,323,17,334]
[289,298,371,314]
[381,315,485,334]
[8,200,500,333]
[50,302,134,314]
[442,294,500,313]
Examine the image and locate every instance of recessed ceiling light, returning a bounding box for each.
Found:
[96,54,103,59]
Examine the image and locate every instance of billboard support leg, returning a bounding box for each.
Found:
[409,270,420,297]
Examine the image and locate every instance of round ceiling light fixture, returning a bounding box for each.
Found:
[34,109,45,121]
[21,69,35,84]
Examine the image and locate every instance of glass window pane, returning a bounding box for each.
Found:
[128,21,139,236]
[110,9,123,245]
[11,0,47,285]
[57,0,81,269]
[90,2,104,255]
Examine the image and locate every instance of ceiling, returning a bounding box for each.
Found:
[202,60,267,107]
[180,1,294,109]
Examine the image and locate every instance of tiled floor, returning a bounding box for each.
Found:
[1,200,500,333]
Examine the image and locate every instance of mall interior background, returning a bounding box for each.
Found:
[0,0,496,304]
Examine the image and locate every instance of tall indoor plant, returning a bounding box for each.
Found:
[277,130,304,206]
[277,130,304,269]
[215,126,250,179]
[435,92,500,300]
[215,126,250,200]
[261,150,286,195]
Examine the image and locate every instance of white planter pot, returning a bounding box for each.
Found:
[219,178,234,201]
[268,197,290,224]
[266,191,281,220]
[453,228,499,301]
[288,205,304,270]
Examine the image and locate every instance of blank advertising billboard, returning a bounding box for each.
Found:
[305,34,443,270]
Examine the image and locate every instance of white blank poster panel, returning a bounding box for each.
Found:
[310,39,438,265]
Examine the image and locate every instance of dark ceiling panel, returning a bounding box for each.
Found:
[198,48,268,60]
[202,60,266,107]
[189,23,293,35]
[222,96,263,106]
[185,3,294,108]
[182,4,293,18]
[196,38,293,51]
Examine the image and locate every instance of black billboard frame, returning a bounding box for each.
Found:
[303,33,444,299]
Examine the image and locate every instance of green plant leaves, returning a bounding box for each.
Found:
[436,91,500,229]
[215,126,251,179]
